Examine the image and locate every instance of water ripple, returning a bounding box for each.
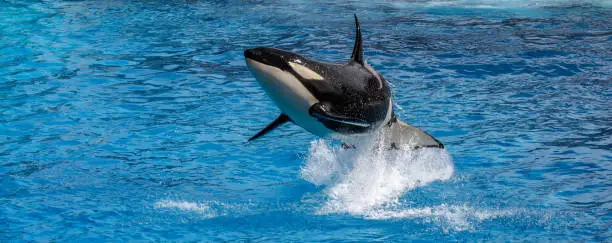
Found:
[1,0,611,241]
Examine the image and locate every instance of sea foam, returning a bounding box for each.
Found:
[301,129,454,215]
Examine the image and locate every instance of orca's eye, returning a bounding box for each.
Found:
[288,61,324,80]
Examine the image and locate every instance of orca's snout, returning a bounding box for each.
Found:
[244,47,291,70]
[244,48,263,61]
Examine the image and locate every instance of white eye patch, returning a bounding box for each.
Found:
[288,61,324,80]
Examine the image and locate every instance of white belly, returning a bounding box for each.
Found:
[246,59,332,137]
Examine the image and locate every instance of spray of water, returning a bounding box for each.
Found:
[300,128,455,215]
[156,130,531,231]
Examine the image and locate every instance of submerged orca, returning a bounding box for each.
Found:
[244,15,443,149]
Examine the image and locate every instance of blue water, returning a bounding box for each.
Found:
[1,0,611,241]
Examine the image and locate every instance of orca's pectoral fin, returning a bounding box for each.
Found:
[309,103,370,128]
[248,114,291,142]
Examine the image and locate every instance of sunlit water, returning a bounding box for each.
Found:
[1,0,611,241]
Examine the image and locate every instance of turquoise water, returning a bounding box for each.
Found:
[1,0,611,241]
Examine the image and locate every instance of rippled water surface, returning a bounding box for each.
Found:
[1,0,611,241]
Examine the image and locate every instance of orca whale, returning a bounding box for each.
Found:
[244,15,443,149]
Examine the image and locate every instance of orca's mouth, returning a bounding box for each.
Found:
[244,47,290,70]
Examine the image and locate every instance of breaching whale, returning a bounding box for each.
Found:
[244,15,443,149]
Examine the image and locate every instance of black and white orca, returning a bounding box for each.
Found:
[244,15,443,149]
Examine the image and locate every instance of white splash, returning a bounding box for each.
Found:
[301,130,454,215]
[154,199,257,219]
[155,199,211,213]
[364,204,516,232]
[154,199,224,219]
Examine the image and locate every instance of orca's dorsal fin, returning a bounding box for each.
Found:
[248,114,291,141]
[350,14,364,65]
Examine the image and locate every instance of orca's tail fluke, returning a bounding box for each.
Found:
[385,119,444,149]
